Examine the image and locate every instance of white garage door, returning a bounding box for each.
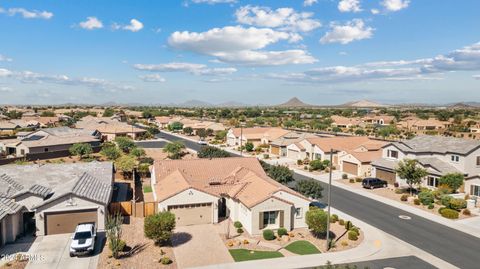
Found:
[168,203,212,226]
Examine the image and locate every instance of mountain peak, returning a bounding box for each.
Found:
[277,97,313,108]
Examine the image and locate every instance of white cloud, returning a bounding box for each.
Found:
[371,8,380,14]
[381,0,410,12]
[0,86,13,92]
[0,7,53,19]
[474,75,480,80]
[303,0,318,7]
[235,5,321,32]
[268,41,480,84]
[338,0,362,13]
[79,17,103,30]
[320,19,374,44]
[133,62,238,76]
[168,26,316,66]
[0,68,12,77]
[0,54,12,62]
[139,74,166,82]
[191,0,237,4]
[121,19,144,32]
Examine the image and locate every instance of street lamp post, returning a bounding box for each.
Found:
[325,148,333,251]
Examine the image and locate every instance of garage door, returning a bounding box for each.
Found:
[343,161,358,176]
[376,168,396,184]
[45,209,97,235]
[168,203,212,226]
[270,146,280,155]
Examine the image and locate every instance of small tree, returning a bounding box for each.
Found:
[144,211,176,245]
[296,179,323,199]
[245,142,254,152]
[130,147,146,158]
[197,146,231,158]
[69,143,93,159]
[197,128,207,139]
[106,212,124,259]
[115,155,137,178]
[115,137,136,153]
[305,208,328,236]
[267,165,293,185]
[438,173,464,193]
[163,141,185,159]
[309,160,325,171]
[101,144,121,160]
[169,121,183,131]
[215,130,227,141]
[103,108,115,117]
[183,127,193,136]
[395,159,427,195]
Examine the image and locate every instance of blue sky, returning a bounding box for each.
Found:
[0,0,479,105]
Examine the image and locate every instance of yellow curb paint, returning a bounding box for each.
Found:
[374,240,382,248]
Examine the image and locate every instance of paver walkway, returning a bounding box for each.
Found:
[172,224,233,268]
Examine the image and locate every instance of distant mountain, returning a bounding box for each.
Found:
[217,101,248,107]
[448,102,480,108]
[176,100,214,108]
[276,97,314,108]
[340,100,388,108]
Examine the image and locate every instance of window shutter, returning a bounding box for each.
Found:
[471,185,474,195]
[259,212,264,229]
[279,211,284,228]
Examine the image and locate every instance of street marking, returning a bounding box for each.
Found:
[374,240,382,248]
[398,215,412,220]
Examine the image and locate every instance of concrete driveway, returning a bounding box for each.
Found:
[26,233,105,269]
[172,224,233,268]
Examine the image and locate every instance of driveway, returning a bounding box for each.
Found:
[26,233,105,269]
[172,224,233,268]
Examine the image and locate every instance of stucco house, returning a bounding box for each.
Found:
[0,162,113,247]
[372,136,480,191]
[150,157,310,235]
[269,132,319,157]
[75,116,146,141]
[330,115,362,129]
[227,127,290,147]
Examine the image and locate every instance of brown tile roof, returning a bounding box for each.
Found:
[305,136,373,152]
[153,157,309,208]
[231,127,290,141]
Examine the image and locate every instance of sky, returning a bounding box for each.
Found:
[0,0,479,105]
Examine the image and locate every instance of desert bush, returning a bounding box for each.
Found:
[441,195,452,207]
[418,191,435,205]
[349,179,355,183]
[237,228,244,234]
[348,230,358,241]
[277,227,288,237]
[438,207,459,219]
[342,174,348,179]
[338,219,345,225]
[330,214,339,223]
[234,221,243,228]
[160,256,172,265]
[400,194,408,201]
[263,229,275,240]
[344,220,353,230]
[463,208,471,215]
[428,204,434,209]
[449,198,467,211]
[413,198,421,205]
[144,211,176,245]
[355,177,362,182]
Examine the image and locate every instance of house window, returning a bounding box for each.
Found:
[263,211,278,226]
[44,148,49,152]
[315,153,322,160]
[451,155,460,162]
[427,176,439,187]
[476,156,480,166]
[295,208,303,219]
[387,150,398,159]
[471,185,480,197]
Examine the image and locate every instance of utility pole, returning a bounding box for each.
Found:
[325,148,333,251]
[239,122,245,156]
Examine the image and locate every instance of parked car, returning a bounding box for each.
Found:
[197,140,208,145]
[362,177,388,189]
[70,223,96,257]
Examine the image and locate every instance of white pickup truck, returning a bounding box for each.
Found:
[69,223,96,257]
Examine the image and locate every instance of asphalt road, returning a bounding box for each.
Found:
[306,256,437,269]
[135,140,167,148]
[157,131,480,269]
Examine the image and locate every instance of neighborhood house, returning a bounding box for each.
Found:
[150,157,311,235]
[227,127,290,147]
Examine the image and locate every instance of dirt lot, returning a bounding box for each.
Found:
[97,217,177,269]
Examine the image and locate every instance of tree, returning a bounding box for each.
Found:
[105,212,124,259]
[245,142,254,152]
[101,144,121,160]
[309,160,326,171]
[144,211,176,245]
[69,143,93,159]
[395,159,427,195]
[115,137,136,153]
[169,121,183,131]
[438,173,464,193]
[130,147,146,158]
[103,108,115,117]
[305,208,328,236]
[163,141,185,159]
[40,110,55,117]
[296,179,323,200]
[197,146,231,158]
[197,128,207,139]
[267,165,293,185]
[115,155,137,178]
[183,127,193,136]
[215,130,227,141]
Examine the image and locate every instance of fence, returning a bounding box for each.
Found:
[0,146,102,166]
[109,201,157,218]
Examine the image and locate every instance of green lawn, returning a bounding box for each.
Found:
[229,249,284,262]
[284,240,321,255]
[143,185,152,193]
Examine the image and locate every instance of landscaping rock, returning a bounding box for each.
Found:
[281,235,290,242]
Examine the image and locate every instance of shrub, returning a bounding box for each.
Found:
[69,143,93,159]
[296,179,323,200]
[355,177,362,183]
[233,221,243,228]
[237,228,244,234]
[441,195,453,207]
[439,207,459,219]
[438,173,464,193]
[197,146,231,158]
[418,191,435,205]
[349,227,360,234]
[463,208,471,215]
[160,256,172,265]
[348,230,358,241]
[263,229,275,240]
[331,214,339,223]
[344,221,353,230]
[413,198,421,205]
[305,208,328,235]
[277,227,288,237]
[115,137,136,153]
[449,198,467,210]
[144,212,176,245]
[338,219,345,225]
[297,159,303,165]
[309,160,325,171]
[342,174,348,179]
[428,204,434,209]
[400,194,408,201]
[349,179,355,183]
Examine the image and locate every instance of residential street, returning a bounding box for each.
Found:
[158,131,480,269]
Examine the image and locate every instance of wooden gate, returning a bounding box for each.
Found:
[109,201,132,216]
[144,202,156,217]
